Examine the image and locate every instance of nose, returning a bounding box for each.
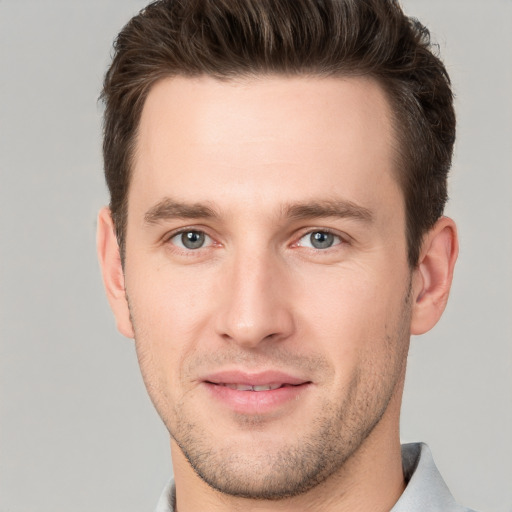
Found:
[214,249,295,348]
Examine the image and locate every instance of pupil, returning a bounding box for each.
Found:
[311,231,334,249]
[182,231,204,249]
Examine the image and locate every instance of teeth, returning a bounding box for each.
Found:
[225,384,253,391]
[253,384,281,391]
[222,383,282,391]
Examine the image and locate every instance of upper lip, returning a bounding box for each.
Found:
[202,370,310,387]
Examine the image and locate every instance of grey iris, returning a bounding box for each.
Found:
[182,231,205,249]
[310,231,334,249]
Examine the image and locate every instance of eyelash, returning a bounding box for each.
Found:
[165,228,215,251]
[294,228,345,250]
[163,227,348,253]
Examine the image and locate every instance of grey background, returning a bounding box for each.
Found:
[0,1,510,511]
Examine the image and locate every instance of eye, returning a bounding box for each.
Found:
[297,230,342,250]
[169,230,212,250]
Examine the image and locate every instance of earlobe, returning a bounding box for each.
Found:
[96,207,135,339]
[410,217,459,335]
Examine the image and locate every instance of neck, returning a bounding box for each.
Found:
[170,394,405,512]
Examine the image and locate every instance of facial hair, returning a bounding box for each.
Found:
[130,280,412,500]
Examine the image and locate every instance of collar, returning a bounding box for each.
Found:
[392,442,474,511]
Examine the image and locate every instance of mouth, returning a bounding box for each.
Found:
[201,371,312,414]
[207,382,303,391]
[203,369,310,389]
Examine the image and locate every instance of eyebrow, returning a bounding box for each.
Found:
[144,198,219,224]
[143,197,373,225]
[284,199,373,223]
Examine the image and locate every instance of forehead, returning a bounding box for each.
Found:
[131,75,401,219]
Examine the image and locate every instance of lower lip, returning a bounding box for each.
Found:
[203,382,311,415]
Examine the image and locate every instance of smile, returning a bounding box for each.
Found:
[201,371,312,414]
[215,383,295,391]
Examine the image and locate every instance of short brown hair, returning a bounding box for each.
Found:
[101,0,455,267]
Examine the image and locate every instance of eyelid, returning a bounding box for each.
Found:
[161,225,350,251]
[293,228,348,249]
[164,226,217,250]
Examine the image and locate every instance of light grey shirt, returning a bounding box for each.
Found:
[154,443,475,512]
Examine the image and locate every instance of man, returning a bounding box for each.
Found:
[96,1,473,510]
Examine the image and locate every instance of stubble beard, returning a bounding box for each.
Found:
[130,282,412,501]
[170,372,391,500]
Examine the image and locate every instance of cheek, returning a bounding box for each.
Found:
[126,264,216,390]
[297,266,391,331]
[128,257,214,328]
[294,265,408,367]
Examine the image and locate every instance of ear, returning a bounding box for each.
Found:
[410,216,459,335]
[96,207,134,339]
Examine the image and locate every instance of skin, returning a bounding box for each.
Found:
[97,75,458,512]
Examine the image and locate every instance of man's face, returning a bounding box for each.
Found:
[123,76,413,498]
